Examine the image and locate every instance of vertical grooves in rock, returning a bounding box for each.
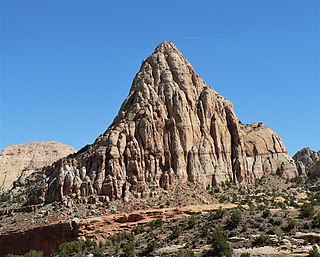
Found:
[41,41,297,203]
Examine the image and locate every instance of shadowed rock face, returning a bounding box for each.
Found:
[44,41,297,203]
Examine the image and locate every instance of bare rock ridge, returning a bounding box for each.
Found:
[293,147,320,176]
[0,142,76,192]
[44,41,297,203]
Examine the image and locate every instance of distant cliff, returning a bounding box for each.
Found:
[293,147,320,177]
[0,141,75,192]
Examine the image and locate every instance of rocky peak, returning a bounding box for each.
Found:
[293,147,320,176]
[43,41,297,204]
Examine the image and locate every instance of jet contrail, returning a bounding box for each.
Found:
[185,36,240,40]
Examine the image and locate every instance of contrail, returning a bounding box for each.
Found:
[185,36,240,41]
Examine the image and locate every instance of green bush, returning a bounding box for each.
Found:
[141,240,156,256]
[283,218,297,232]
[312,212,320,228]
[309,245,320,257]
[300,202,315,218]
[227,210,242,229]
[261,209,271,218]
[273,226,284,242]
[269,218,282,226]
[187,215,197,228]
[149,218,163,230]
[240,253,251,257]
[169,225,181,240]
[109,231,134,244]
[6,250,43,257]
[121,242,135,257]
[201,223,210,238]
[252,234,273,247]
[57,241,83,256]
[132,224,145,234]
[210,207,226,220]
[210,226,232,257]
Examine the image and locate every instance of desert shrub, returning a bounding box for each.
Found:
[273,226,284,242]
[177,250,196,257]
[141,240,156,256]
[54,239,103,256]
[149,218,163,230]
[121,242,135,257]
[219,195,228,203]
[169,225,182,240]
[269,217,282,226]
[210,207,226,220]
[210,226,232,257]
[240,253,250,257]
[300,202,315,218]
[261,209,271,218]
[109,231,134,244]
[57,241,83,256]
[253,220,262,229]
[275,201,287,209]
[227,210,242,229]
[309,245,320,257]
[6,250,43,257]
[201,223,210,238]
[252,234,273,247]
[94,247,105,257]
[132,224,145,234]
[283,218,297,232]
[187,215,198,228]
[312,212,320,228]
[303,222,312,230]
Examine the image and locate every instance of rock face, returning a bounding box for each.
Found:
[0,142,76,192]
[293,148,320,176]
[0,221,77,257]
[44,41,297,203]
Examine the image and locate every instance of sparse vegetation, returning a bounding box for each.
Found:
[3,169,320,257]
[210,226,232,257]
[149,218,163,230]
[252,234,273,247]
[300,202,315,218]
[309,245,320,257]
[210,207,226,220]
[6,250,43,257]
[261,209,271,218]
[169,225,182,240]
[227,209,242,229]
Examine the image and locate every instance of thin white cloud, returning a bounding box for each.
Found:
[185,36,240,41]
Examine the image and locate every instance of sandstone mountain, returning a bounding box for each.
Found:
[293,147,320,176]
[43,41,297,203]
[0,141,76,192]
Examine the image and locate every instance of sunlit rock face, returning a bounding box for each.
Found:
[293,148,320,176]
[44,41,297,203]
[0,141,75,192]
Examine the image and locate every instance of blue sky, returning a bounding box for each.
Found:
[1,0,319,156]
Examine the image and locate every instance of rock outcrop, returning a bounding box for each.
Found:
[293,148,320,176]
[0,220,78,257]
[0,142,76,192]
[43,41,297,203]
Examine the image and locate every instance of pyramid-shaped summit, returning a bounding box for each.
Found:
[44,41,297,203]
